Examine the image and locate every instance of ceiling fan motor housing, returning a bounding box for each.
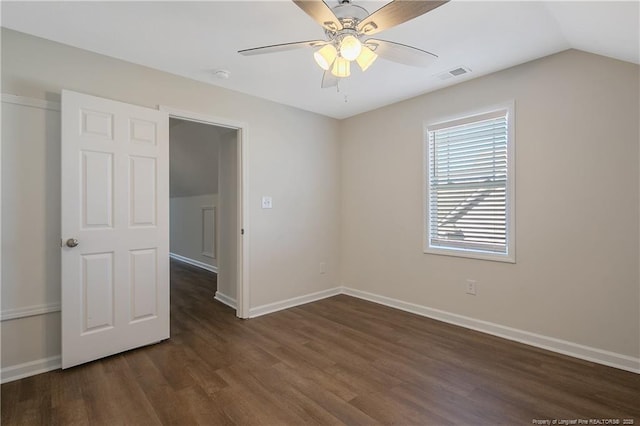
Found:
[331,2,369,30]
[324,1,370,53]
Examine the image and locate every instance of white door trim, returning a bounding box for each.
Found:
[159,106,249,319]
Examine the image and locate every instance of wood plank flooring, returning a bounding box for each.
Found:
[2,259,639,425]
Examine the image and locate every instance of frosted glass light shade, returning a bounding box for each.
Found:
[339,35,362,61]
[331,57,351,77]
[313,44,337,71]
[356,45,378,72]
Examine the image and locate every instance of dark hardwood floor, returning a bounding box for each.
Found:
[2,259,639,425]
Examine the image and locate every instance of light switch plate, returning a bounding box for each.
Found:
[261,196,273,209]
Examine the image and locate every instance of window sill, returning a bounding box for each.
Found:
[424,246,515,263]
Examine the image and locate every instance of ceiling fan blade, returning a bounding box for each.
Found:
[238,40,326,56]
[366,39,437,67]
[321,71,338,88]
[357,1,449,36]
[292,0,343,32]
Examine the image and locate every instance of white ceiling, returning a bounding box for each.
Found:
[2,1,638,119]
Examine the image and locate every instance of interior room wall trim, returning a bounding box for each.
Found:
[170,252,218,273]
[1,303,61,321]
[1,94,60,111]
[341,287,640,374]
[214,291,237,309]
[201,206,216,259]
[1,356,61,384]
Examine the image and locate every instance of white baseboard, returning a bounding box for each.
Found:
[215,291,237,309]
[1,302,61,321]
[249,287,342,318]
[1,356,61,384]
[341,287,640,374]
[170,253,218,273]
[4,286,637,384]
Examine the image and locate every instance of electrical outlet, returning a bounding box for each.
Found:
[319,262,327,274]
[466,279,477,295]
[261,196,273,209]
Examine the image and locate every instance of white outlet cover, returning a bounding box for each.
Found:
[261,196,273,209]
[466,279,477,295]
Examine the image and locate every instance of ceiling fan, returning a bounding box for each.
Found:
[238,0,449,88]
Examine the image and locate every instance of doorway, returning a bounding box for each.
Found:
[163,107,249,319]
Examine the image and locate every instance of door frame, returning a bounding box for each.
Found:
[160,106,250,319]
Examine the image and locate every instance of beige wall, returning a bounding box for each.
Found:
[1,28,341,370]
[170,194,218,269]
[1,26,638,375]
[1,100,62,368]
[340,49,640,358]
[218,133,238,301]
[169,119,222,198]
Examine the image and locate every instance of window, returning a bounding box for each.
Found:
[425,104,514,262]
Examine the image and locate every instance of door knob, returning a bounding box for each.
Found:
[66,238,79,248]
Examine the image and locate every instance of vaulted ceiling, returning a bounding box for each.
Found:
[169,119,227,198]
[2,1,638,119]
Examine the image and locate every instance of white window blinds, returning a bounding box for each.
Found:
[426,108,512,257]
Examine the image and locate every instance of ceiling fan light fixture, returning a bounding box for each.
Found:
[331,56,351,78]
[356,45,377,72]
[339,35,362,61]
[313,44,337,71]
[240,0,448,88]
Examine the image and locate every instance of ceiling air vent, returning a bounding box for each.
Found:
[435,66,472,81]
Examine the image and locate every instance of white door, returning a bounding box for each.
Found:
[61,90,169,369]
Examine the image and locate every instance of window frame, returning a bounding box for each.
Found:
[423,102,516,263]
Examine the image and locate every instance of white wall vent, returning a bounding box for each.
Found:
[435,66,472,80]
